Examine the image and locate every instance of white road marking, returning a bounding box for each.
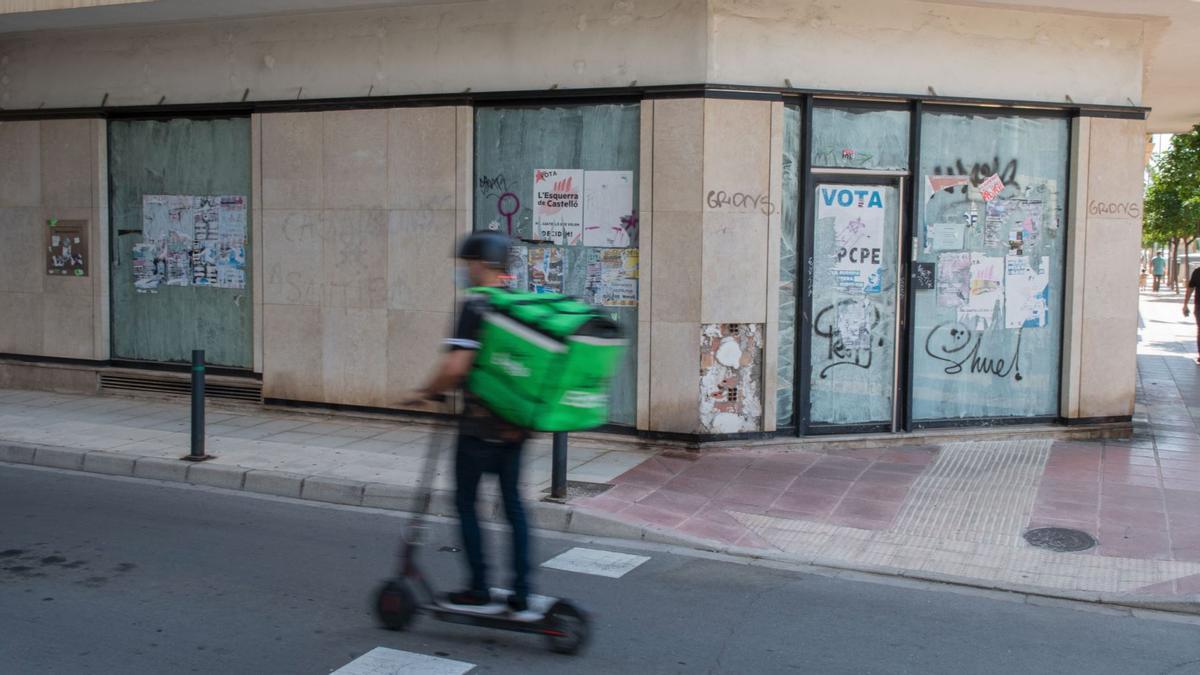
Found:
[541,546,650,578]
[331,647,474,675]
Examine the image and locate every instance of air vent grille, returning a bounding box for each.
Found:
[100,373,262,403]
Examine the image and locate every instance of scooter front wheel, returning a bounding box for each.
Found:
[374,579,418,631]
[542,600,590,655]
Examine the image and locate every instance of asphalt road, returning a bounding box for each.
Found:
[2,464,1200,675]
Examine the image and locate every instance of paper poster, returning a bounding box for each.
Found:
[936,251,971,308]
[506,244,529,292]
[959,254,1004,329]
[924,175,970,204]
[913,261,936,290]
[581,248,603,303]
[819,185,887,294]
[139,194,247,291]
[533,169,584,245]
[979,174,1005,201]
[582,170,634,247]
[132,242,161,292]
[1018,200,1043,243]
[928,222,965,251]
[528,246,563,294]
[1005,255,1050,329]
[836,298,871,350]
[598,248,639,307]
[1007,230,1025,256]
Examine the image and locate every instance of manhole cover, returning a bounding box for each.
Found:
[1023,527,1096,552]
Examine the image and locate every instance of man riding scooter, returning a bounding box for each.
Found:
[410,231,532,612]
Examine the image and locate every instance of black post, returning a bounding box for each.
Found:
[551,432,568,500]
[185,349,213,461]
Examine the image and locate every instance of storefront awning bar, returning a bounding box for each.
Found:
[0,82,1149,122]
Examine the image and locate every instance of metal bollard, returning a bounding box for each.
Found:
[184,349,214,462]
[551,431,568,500]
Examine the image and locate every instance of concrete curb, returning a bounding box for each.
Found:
[3,439,1198,619]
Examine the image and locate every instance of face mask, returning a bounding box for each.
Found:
[455,267,471,290]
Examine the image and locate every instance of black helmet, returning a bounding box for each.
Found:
[458,231,511,268]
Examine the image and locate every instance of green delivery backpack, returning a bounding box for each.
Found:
[465,287,627,432]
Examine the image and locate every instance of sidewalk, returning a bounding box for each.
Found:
[0,392,653,534]
[2,291,1200,611]
[573,290,1200,606]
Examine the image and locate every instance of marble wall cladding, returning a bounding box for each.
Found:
[260,106,459,407]
[0,120,100,360]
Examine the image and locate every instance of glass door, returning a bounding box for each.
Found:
[805,180,903,431]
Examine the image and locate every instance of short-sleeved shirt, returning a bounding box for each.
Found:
[1189,268,1200,306]
[446,290,529,445]
[1153,256,1167,276]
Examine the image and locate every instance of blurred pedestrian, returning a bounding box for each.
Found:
[1153,251,1167,292]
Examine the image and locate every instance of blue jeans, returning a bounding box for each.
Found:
[454,434,530,598]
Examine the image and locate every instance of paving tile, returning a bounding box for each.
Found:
[803,464,867,482]
[730,467,799,489]
[715,482,786,508]
[844,481,912,503]
[789,475,853,496]
[675,517,745,544]
[620,503,688,529]
[877,449,936,465]
[772,489,843,513]
[748,453,819,473]
[862,461,926,476]
[662,474,729,495]
[765,507,830,521]
[603,483,655,503]
[615,463,674,489]
[576,494,630,514]
[634,488,709,518]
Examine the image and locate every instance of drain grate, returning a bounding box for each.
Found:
[1023,527,1097,552]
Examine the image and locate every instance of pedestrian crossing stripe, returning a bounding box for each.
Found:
[540,546,650,579]
[331,646,474,674]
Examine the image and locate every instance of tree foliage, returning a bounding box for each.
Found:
[1144,125,1200,249]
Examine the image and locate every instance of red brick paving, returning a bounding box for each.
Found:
[574,446,935,546]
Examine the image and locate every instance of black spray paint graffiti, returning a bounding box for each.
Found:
[706,190,776,215]
[931,157,1020,193]
[478,175,508,200]
[924,322,1023,381]
[813,301,885,378]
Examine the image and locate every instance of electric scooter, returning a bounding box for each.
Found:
[373,399,591,655]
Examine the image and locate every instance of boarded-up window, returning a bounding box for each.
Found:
[108,118,252,368]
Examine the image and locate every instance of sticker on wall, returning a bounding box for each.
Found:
[979,173,1005,201]
[818,185,886,294]
[928,221,966,251]
[1005,255,1050,329]
[913,261,936,290]
[582,170,635,247]
[528,245,563,294]
[699,324,763,434]
[597,248,638,307]
[936,251,971,308]
[533,169,584,245]
[958,254,1004,329]
[924,175,970,204]
[506,244,529,292]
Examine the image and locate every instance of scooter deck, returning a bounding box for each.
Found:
[431,589,555,624]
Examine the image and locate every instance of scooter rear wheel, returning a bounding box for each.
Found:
[374,579,418,631]
[543,601,590,655]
